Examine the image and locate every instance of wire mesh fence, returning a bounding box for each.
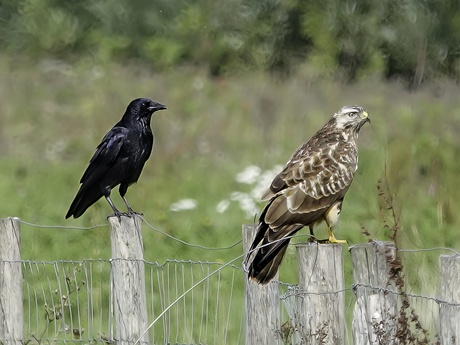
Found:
[19,254,456,345]
[1,218,460,345]
[21,258,246,345]
[23,259,113,344]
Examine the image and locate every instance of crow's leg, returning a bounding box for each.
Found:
[105,195,124,222]
[121,196,143,216]
[119,183,142,216]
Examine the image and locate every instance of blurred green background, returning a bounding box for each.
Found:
[1,0,460,340]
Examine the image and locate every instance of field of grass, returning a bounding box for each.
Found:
[1,55,460,341]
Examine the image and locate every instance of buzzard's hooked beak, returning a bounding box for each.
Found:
[361,111,370,124]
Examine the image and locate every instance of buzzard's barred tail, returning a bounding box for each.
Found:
[248,244,289,284]
[247,224,292,285]
[246,211,299,284]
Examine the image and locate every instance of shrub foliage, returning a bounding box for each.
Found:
[1,0,459,85]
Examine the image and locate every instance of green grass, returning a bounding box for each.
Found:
[1,56,460,343]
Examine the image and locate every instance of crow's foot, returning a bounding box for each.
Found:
[126,208,143,217]
[107,211,132,223]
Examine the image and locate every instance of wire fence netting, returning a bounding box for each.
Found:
[3,219,459,345]
[22,259,246,345]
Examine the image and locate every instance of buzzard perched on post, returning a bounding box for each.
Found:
[245,106,370,284]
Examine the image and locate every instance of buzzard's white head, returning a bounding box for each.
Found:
[333,106,370,131]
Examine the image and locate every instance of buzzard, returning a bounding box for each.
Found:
[245,106,370,284]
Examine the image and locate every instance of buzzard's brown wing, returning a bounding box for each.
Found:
[264,139,358,230]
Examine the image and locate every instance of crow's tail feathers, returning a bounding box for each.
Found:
[245,222,292,285]
[66,186,103,219]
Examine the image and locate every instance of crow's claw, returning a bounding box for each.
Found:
[126,208,143,217]
[107,211,131,223]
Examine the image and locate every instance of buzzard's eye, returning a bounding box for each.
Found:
[348,112,357,117]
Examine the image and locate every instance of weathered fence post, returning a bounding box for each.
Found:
[0,217,23,345]
[350,241,398,345]
[439,254,460,344]
[242,224,280,345]
[294,243,345,344]
[109,215,149,345]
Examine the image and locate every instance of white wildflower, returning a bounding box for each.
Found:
[230,192,259,218]
[235,165,261,184]
[216,200,231,213]
[250,164,283,199]
[170,199,198,212]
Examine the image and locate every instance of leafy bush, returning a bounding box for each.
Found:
[1,0,459,83]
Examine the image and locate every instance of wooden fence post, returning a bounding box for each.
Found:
[294,243,345,344]
[350,241,398,345]
[242,224,280,345]
[439,254,460,344]
[0,217,23,345]
[109,215,149,345]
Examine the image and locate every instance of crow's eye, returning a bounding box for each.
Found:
[142,102,147,108]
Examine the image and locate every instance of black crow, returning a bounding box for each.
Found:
[66,98,166,219]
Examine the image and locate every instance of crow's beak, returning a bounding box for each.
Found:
[149,103,167,111]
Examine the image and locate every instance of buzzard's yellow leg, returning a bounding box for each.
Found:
[324,200,348,244]
[327,227,348,244]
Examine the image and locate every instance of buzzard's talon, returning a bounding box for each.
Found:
[327,232,348,244]
[315,233,348,244]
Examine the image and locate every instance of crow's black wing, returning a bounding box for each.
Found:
[79,126,128,188]
[66,126,129,219]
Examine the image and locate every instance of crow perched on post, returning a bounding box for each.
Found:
[66,98,166,219]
